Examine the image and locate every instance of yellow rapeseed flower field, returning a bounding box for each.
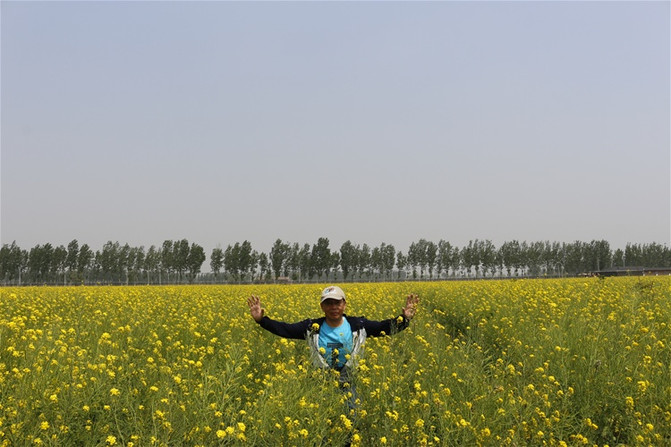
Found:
[0,278,670,446]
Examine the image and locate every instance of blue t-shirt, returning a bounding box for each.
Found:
[319,318,353,368]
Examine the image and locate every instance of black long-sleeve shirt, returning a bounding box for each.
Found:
[256,313,411,369]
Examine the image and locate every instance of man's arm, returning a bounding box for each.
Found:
[362,294,419,337]
[247,295,311,340]
[258,317,313,340]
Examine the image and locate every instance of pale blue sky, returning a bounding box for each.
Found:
[2,1,669,256]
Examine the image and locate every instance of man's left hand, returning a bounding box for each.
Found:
[402,294,419,320]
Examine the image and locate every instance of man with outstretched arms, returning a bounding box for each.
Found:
[247,286,419,379]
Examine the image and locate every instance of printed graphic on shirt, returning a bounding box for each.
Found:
[319,319,352,368]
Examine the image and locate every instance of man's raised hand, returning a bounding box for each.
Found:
[247,295,265,322]
[402,293,419,320]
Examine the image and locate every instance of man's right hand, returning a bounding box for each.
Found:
[247,295,265,322]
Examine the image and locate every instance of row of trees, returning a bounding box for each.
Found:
[0,239,205,285]
[1,238,669,286]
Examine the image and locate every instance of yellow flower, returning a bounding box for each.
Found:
[584,418,598,430]
[106,435,117,445]
[319,347,326,355]
[40,421,50,431]
[110,388,120,396]
[216,430,226,439]
[380,437,387,444]
[311,323,320,331]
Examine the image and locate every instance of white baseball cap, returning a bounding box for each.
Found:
[320,286,346,302]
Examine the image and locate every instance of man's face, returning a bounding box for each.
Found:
[320,298,346,321]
